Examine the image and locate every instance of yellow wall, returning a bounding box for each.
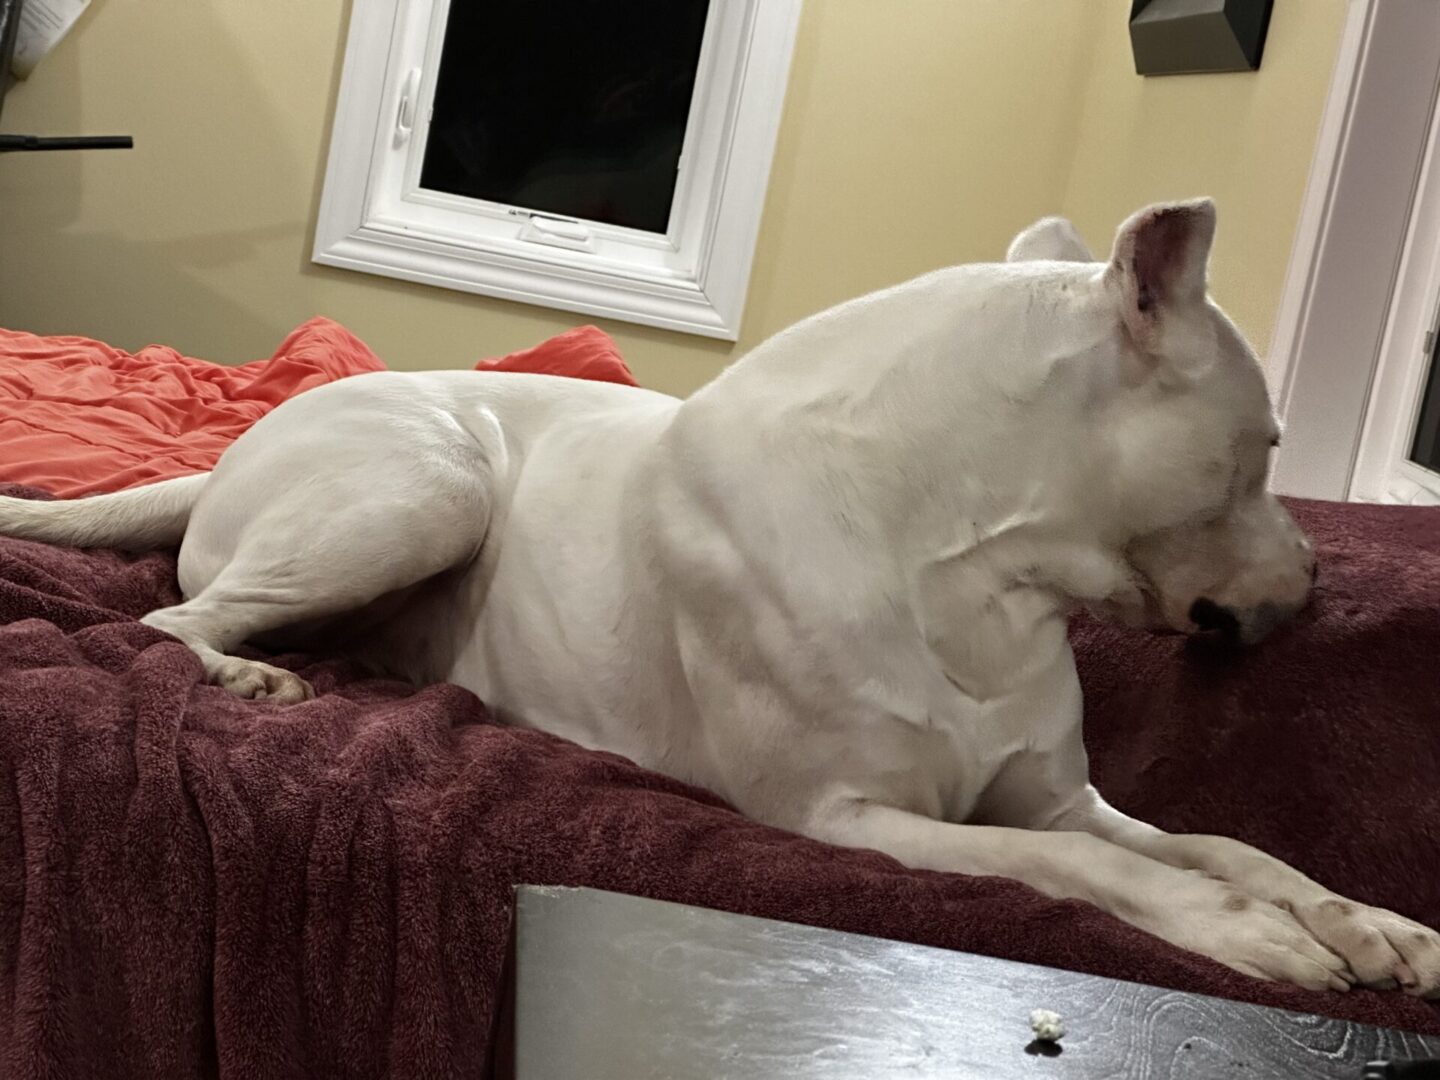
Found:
[0,1,1343,394]
[1059,0,1347,358]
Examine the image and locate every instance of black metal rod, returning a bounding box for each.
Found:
[0,134,134,152]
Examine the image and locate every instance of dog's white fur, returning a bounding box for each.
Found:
[4,200,1437,995]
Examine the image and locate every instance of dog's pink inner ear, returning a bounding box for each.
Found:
[1113,200,1215,320]
[1134,211,1195,312]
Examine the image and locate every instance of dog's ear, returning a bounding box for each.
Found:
[1006,216,1094,263]
[1105,199,1215,339]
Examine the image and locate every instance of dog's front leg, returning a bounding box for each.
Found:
[1049,786,1440,997]
[806,799,1351,991]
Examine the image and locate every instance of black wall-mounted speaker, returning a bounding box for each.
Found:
[1129,0,1276,76]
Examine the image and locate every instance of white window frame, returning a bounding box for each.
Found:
[313,0,802,341]
[1268,0,1440,500]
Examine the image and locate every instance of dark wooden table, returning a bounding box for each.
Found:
[506,885,1440,1079]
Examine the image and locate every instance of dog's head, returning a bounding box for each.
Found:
[1007,200,1314,644]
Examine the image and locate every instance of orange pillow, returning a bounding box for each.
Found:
[473,324,639,386]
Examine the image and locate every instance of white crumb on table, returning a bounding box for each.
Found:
[1029,1008,1065,1042]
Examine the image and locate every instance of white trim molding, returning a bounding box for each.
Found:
[1268,0,1440,499]
[313,0,803,341]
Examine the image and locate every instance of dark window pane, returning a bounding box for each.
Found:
[1410,329,1440,473]
[420,0,711,233]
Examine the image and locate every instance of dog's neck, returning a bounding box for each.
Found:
[683,261,1138,699]
[910,518,1137,699]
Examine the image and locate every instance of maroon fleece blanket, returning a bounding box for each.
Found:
[0,488,1437,1078]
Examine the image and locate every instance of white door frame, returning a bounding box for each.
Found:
[1349,89,1440,506]
[1267,0,1440,500]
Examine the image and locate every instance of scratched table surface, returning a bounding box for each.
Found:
[510,885,1440,1080]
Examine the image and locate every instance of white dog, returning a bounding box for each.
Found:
[4,200,1437,996]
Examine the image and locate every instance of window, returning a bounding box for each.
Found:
[1409,331,1440,476]
[314,0,803,341]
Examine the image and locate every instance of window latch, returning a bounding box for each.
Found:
[518,213,595,253]
[394,69,421,144]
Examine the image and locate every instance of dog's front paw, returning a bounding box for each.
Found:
[1150,877,1352,992]
[1290,896,1440,998]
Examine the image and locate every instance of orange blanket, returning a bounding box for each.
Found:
[0,319,638,498]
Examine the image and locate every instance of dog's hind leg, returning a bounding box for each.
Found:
[145,442,498,703]
[144,589,324,703]
[145,495,491,702]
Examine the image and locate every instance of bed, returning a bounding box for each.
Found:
[1,320,1437,1078]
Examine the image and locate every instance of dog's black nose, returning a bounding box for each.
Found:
[1189,598,1240,639]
